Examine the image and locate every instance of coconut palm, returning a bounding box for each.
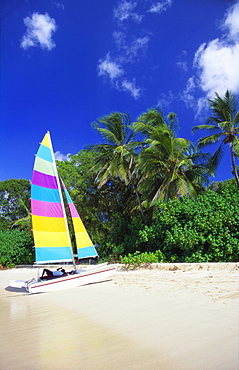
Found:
[12,199,32,230]
[193,90,239,187]
[139,126,210,204]
[134,109,211,204]
[89,112,144,217]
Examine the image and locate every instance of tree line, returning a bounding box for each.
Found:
[0,90,239,266]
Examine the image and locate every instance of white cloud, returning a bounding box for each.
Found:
[193,2,239,99]
[21,13,57,50]
[98,54,124,80]
[113,31,125,48]
[157,90,175,108]
[128,36,149,57]
[54,151,71,162]
[98,54,142,99]
[224,2,239,40]
[194,97,209,119]
[53,2,65,10]
[180,77,197,108]
[194,40,239,98]
[121,79,141,98]
[148,0,172,14]
[113,32,149,59]
[114,0,143,23]
[176,50,188,71]
[176,61,188,72]
[98,0,171,98]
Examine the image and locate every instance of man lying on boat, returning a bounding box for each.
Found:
[40,267,68,280]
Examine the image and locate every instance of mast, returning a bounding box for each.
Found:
[47,131,76,268]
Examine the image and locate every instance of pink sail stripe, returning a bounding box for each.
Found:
[31,199,64,217]
[68,202,79,218]
[32,170,58,189]
[61,180,66,190]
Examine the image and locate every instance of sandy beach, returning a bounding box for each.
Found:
[0,263,238,370]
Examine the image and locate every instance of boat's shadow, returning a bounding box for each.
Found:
[5,278,113,294]
[5,286,27,293]
[82,278,113,287]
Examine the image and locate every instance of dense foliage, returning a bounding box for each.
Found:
[0,179,30,223]
[119,180,239,264]
[0,230,34,267]
[1,176,237,266]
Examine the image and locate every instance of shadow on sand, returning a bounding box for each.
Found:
[5,278,112,294]
[5,286,27,293]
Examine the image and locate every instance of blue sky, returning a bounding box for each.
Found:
[1,0,239,183]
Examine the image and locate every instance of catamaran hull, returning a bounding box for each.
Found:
[26,264,117,294]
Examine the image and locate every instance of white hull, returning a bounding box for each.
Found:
[25,264,117,293]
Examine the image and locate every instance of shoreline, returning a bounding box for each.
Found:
[2,261,239,270]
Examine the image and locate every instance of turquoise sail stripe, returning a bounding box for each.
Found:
[63,189,72,204]
[31,184,61,203]
[77,246,98,259]
[36,246,73,263]
[37,144,53,163]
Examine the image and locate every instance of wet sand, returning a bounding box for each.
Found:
[0,263,238,370]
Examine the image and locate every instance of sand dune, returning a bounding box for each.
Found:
[0,263,238,369]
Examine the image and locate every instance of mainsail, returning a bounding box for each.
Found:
[31,132,74,263]
[62,181,98,259]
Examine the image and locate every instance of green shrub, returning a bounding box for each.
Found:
[0,230,34,267]
[120,250,166,267]
[114,180,239,263]
[134,187,239,262]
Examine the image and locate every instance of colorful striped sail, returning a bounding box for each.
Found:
[61,181,98,260]
[31,132,74,263]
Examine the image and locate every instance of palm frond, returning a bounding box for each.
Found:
[208,90,237,122]
[197,133,223,148]
[95,127,120,145]
[166,112,178,133]
[206,144,224,174]
[234,111,239,125]
[137,108,165,127]
[231,137,239,157]
[192,124,220,133]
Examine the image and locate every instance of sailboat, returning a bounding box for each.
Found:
[9,132,117,293]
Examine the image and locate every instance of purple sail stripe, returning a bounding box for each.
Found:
[31,199,64,217]
[68,203,79,218]
[32,170,58,189]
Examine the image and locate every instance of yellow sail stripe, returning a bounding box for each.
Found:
[41,132,51,148]
[75,232,93,249]
[33,230,70,248]
[32,215,67,232]
[72,218,93,249]
[72,217,88,233]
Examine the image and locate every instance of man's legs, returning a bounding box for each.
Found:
[40,269,53,279]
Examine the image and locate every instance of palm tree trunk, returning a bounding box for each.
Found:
[128,173,145,219]
[135,187,145,219]
[230,146,239,188]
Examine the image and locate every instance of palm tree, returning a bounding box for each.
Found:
[12,199,32,230]
[89,112,144,217]
[134,109,211,204]
[193,90,239,187]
